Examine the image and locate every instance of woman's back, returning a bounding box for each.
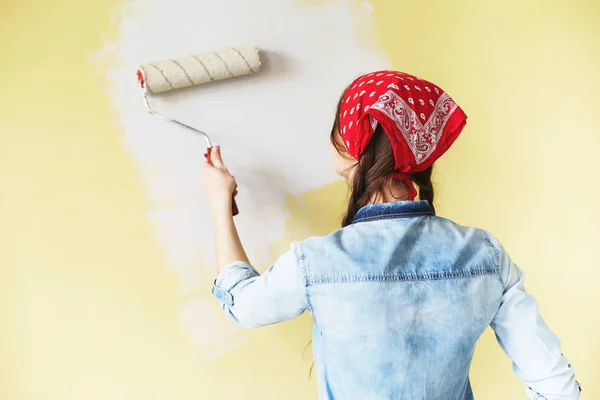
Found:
[305,200,501,399]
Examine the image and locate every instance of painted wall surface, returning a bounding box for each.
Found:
[2,0,598,399]
[101,0,387,358]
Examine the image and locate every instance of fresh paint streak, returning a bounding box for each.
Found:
[100,0,387,356]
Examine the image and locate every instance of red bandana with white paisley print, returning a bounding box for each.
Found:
[339,70,467,199]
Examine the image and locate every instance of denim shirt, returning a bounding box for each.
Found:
[212,201,580,400]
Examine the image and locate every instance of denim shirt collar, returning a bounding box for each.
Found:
[352,200,435,224]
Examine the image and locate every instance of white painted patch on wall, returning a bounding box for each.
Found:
[362,0,375,14]
[100,0,389,358]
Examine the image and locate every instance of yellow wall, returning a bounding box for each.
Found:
[2,0,598,399]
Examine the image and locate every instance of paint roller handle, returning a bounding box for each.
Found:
[204,147,239,216]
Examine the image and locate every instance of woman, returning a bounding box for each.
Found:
[202,71,581,399]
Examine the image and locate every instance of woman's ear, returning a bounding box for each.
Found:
[332,142,356,177]
[342,161,359,180]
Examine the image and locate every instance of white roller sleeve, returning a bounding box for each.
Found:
[137,45,261,94]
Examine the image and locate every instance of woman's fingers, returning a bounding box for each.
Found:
[209,146,226,169]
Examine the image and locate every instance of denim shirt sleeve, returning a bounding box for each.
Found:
[490,242,581,400]
[211,246,308,328]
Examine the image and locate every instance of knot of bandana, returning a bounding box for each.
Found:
[339,70,467,200]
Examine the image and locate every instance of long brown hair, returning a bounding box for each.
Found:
[330,91,435,227]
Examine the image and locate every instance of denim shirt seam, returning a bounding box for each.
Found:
[296,242,315,315]
[483,237,503,282]
[352,211,435,224]
[306,267,500,285]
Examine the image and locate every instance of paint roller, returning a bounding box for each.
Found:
[136,45,262,215]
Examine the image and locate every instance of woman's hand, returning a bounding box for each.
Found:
[201,146,237,213]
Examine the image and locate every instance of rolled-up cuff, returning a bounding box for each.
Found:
[211,261,259,309]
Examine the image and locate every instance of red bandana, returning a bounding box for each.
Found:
[339,70,467,199]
